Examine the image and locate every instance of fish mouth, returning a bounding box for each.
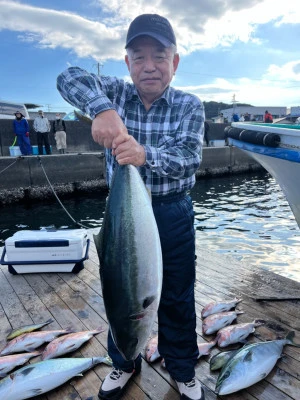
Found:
[129,311,147,321]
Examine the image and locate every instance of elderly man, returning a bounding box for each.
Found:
[57,14,205,400]
[33,110,51,155]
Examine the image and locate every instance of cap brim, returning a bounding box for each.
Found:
[125,32,172,48]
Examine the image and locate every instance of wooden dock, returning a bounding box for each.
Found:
[0,238,299,400]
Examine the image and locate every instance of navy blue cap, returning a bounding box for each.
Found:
[125,14,176,48]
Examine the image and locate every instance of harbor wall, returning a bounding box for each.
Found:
[0,119,263,205]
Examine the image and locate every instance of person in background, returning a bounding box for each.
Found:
[52,113,67,153]
[57,13,205,400]
[204,121,210,146]
[264,110,273,123]
[232,113,239,122]
[244,112,250,121]
[33,110,51,155]
[13,111,32,155]
[295,116,300,124]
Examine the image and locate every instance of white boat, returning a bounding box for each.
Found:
[226,122,300,228]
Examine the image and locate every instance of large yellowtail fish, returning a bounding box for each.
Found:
[94,164,163,361]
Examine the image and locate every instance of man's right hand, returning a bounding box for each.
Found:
[92,109,130,149]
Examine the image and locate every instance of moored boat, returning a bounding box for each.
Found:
[226,122,300,228]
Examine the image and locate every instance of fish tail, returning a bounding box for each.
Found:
[286,331,300,347]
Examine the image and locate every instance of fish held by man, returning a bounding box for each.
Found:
[0,352,40,378]
[202,311,244,335]
[94,164,163,361]
[41,329,104,360]
[0,357,107,400]
[6,319,54,340]
[201,298,242,319]
[216,320,264,347]
[215,331,300,395]
[0,329,73,355]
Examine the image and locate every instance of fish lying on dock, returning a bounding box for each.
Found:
[201,298,242,319]
[202,311,244,335]
[215,331,300,395]
[216,320,264,347]
[0,329,73,355]
[0,352,40,378]
[6,319,54,340]
[41,329,104,360]
[94,164,163,361]
[0,357,107,400]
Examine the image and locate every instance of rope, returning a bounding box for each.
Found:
[37,156,90,229]
[0,157,23,175]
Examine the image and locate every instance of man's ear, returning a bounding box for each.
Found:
[125,55,130,72]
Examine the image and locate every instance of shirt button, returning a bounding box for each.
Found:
[151,161,155,165]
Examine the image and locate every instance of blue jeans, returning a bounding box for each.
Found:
[107,193,198,382]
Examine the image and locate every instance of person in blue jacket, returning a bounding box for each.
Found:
[13,111,32,155]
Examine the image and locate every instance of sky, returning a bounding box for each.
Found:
[1,0,300,114]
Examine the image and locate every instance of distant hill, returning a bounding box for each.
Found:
[203,101,253,119]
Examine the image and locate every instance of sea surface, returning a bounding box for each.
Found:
[0,170,299,282]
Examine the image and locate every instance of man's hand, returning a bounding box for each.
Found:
[92,109,130,148]
[113,136,146,166]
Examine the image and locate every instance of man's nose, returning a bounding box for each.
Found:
[143,56,156,71]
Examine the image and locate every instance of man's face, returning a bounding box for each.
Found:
[125,37,179,105]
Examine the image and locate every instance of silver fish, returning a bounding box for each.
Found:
[0,357,107,400]
[41,329,104,360]
[202,311,244,335]
[217,320,264,347]
[94,164,163,361]
[215,331,300,395]
[210,349,239,371]
[201,298,242,319]
[0,329,73,355]
[0,352,40,377]
[6,319,54,340]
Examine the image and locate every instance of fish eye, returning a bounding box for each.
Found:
[223,370,231,380]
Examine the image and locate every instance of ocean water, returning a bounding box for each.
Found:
[0,171,299,282]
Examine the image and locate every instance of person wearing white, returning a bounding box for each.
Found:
[33,110,51,155]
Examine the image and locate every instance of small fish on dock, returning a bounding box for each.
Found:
[202,311,244,335]
[0,352,41,378]
[201,298,242,319]
[215,331,300,395]
[42,329,104,360]
[216,320,264,347]
[6,319,54,340]
[0,329,73,355]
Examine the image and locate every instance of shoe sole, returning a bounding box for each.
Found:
[180,386,205,400]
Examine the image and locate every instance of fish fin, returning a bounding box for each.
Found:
[32,389,43,395]
[243,350,253,363]
[20,366,35,376]
[143,295,156,309]
[44,319,54,326]
[236,311,244,315]
[286,331,300,347]
[93,230,103,263]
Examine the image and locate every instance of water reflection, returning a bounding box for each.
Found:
[0,171,299,282]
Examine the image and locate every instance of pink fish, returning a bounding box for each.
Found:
[0,352,40,377]
[42,329,104,360]
[145,336,160,362]
[197,339,218,358]
[217,320,264,347]
[0,329,73,355]
[201,298,242,319]
[202,311,244,335]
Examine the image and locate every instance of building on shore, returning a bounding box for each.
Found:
[212,106,287,123]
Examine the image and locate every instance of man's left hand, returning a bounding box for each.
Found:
[113,136,146,166]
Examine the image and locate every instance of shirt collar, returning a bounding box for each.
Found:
[127,85,173,107]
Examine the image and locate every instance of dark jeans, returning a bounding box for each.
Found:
[37,131,51,155]
[107,193,198,382]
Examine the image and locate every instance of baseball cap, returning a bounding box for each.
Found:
[125,14,176,49]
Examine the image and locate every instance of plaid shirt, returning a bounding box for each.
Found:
[57,67,204,196]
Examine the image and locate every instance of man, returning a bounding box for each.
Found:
[33,110,51,155]
[52,113,67,153]
[264,110,273,123]
[13,111,32,155]
[57,13,205,400]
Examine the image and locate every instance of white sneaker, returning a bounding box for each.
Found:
[176,377,205,400]
[98,367,137,400]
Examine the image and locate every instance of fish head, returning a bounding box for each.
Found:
[215,363,241,395]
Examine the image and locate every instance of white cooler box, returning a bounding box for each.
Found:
[1,229,90,274]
